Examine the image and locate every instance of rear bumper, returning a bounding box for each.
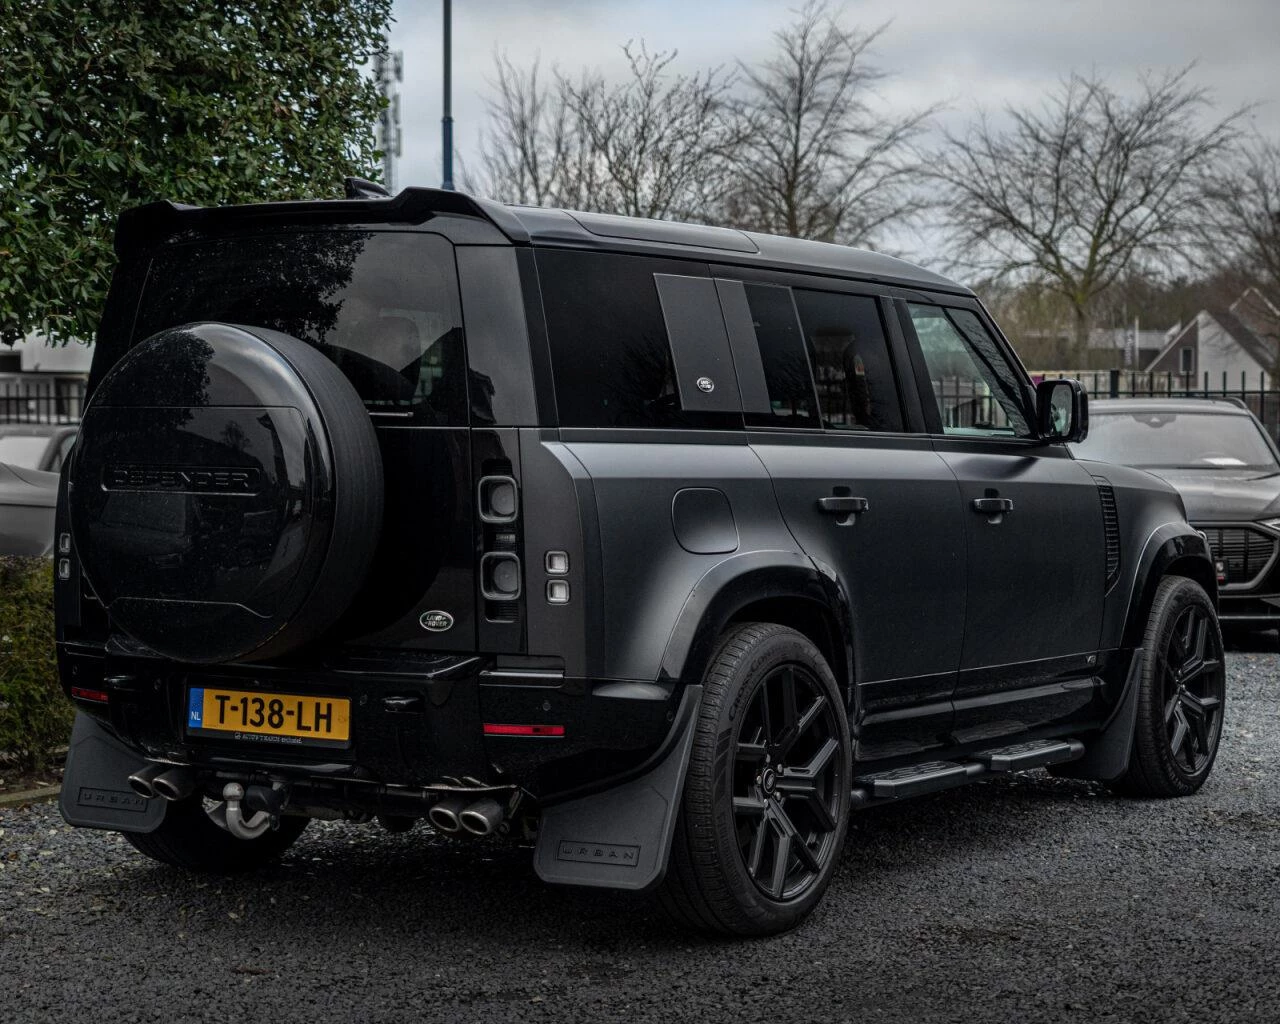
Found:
[57,642,682,803]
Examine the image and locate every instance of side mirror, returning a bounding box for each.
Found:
[1037,379,1088,443]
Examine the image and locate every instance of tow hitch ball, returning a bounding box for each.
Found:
[207,782,287,840]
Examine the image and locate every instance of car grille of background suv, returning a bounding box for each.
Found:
[1198,525,1279,589]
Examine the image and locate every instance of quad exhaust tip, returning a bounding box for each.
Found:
[458,798,504,836]
[428,796,467,834]
[127,763,166,799]
[151,767,196,802]
[429,796,506,836]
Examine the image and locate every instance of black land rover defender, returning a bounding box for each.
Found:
[57,184,1225,936]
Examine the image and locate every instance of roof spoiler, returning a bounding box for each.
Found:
[114,185,531,256]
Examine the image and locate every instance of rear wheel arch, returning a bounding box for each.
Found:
[725,597,850,707]
[659,555,853,707]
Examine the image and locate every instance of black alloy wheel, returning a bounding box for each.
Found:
[1113,575,1226,797]
[1161,603,1225,775]
[732,663,844,901]
[661,623,852,936]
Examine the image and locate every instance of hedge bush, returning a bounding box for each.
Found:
[0,555,70,773]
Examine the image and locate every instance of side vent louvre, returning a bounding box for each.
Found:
[1093,476,1121,590]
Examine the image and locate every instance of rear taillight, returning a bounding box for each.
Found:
[70,686,109,703]
[483,723,564,737]
[477,469,522,622]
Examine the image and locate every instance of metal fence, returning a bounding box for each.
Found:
[1033,369,1280,441]
[4,367,1279,437]
[0,374,87,423]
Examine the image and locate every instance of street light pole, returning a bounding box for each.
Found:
[441,0,454,190]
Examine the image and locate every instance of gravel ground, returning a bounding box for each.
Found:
[3,650,1279,1024]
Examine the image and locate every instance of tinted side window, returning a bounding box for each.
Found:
[538,250,684,428]
[793,290,903,432]
[135,231,467,426]
[907,304,1030,437]
[743,283,819,428]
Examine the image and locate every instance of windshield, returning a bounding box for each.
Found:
[0,435,49,469]
[1072,410,1279,470]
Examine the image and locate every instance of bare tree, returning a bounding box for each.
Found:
[560,43,740,221]
[473,45,738,221]
[1203,135,1280,296]
[724,2,933,247]
[1197,135,1280,374]
[472,53,602,209]
[931,66,1245,354]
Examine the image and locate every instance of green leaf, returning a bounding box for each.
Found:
[0,0,391,344]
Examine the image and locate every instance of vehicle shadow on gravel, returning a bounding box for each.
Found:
[1223,628,1279,653]
[71,770,1116,951]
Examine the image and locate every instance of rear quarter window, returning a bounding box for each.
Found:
[133,231,468,426]
[538,250,733,429]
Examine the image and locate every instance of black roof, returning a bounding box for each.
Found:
[501,206,969,295]
[116,186,971,297]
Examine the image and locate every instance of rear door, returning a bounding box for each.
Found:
[899,300,1105,739]
[131,230,477,652]
[715,272,967,760]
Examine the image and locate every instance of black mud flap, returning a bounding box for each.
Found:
[59,712,166,833]
[1054,649,1143,782]
[534,685,701,892]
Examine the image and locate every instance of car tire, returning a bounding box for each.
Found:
[124,796,309,873]
[1110,576,1226,798]
[660,623,851,936]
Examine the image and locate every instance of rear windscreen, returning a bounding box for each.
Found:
[133,231,467,425]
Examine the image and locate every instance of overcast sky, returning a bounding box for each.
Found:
[387,0,1280,242]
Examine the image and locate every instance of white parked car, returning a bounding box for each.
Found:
[0,460,58,556]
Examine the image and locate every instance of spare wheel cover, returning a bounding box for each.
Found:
[69,322,383,663]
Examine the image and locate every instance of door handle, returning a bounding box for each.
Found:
[817,496,869,522]
[972,497,1014,515]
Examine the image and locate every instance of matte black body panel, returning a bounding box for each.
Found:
[519,430,594,676]
[751,435,966,756]
[561,440,794,681]
[334,425,475,649]
[1079,459,1218,651]
[936,442,1105,671]
[657,551,849,697]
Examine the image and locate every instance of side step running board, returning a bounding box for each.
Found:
[852,737,1085,807]
[976,738,1084,773]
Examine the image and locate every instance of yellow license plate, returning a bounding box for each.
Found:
[186,687,350,747]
